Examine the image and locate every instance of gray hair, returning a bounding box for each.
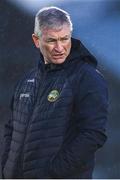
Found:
[34,6,73,36]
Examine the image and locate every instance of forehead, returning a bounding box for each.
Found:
[41,25,71,38]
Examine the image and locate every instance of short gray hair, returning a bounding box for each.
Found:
[34,6,73,36]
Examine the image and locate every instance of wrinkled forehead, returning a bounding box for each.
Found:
[41,24,71,38]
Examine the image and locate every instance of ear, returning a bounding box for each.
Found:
[32,34,40,48]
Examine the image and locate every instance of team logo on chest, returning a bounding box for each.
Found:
[48,90,60,102]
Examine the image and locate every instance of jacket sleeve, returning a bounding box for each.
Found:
[48,66,108,178]
[1,98,14,177]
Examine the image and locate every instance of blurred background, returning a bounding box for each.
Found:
[0,0,120,178]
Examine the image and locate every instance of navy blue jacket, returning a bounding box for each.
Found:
[2,38,108,178]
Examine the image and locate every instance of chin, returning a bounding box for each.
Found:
[52,58,66,64]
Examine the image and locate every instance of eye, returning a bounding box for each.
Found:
[61,36,70,42]
[46,38,56,43]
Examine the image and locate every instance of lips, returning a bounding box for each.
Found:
[53,53,64,58]
[53,53,64,56]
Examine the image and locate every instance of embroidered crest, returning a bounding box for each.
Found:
[48,90,59,102]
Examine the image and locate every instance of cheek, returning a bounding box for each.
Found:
[40,44,52,56]
[45,44,53,53]
[66,42,71,52]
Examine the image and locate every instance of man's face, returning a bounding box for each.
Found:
[32,25,71,64]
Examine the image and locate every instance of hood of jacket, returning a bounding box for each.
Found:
[69,38,97,67]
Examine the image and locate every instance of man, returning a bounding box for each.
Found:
[1,6,108,178]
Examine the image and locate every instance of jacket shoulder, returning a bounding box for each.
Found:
[76,62,108,101]
[80,63,107,86]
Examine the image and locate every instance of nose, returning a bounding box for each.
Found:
[54,41,63,52]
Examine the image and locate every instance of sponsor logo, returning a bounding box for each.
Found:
[27,79,35,83]
[20,93,30,100]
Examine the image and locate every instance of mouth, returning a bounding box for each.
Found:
[52,53,64,59]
